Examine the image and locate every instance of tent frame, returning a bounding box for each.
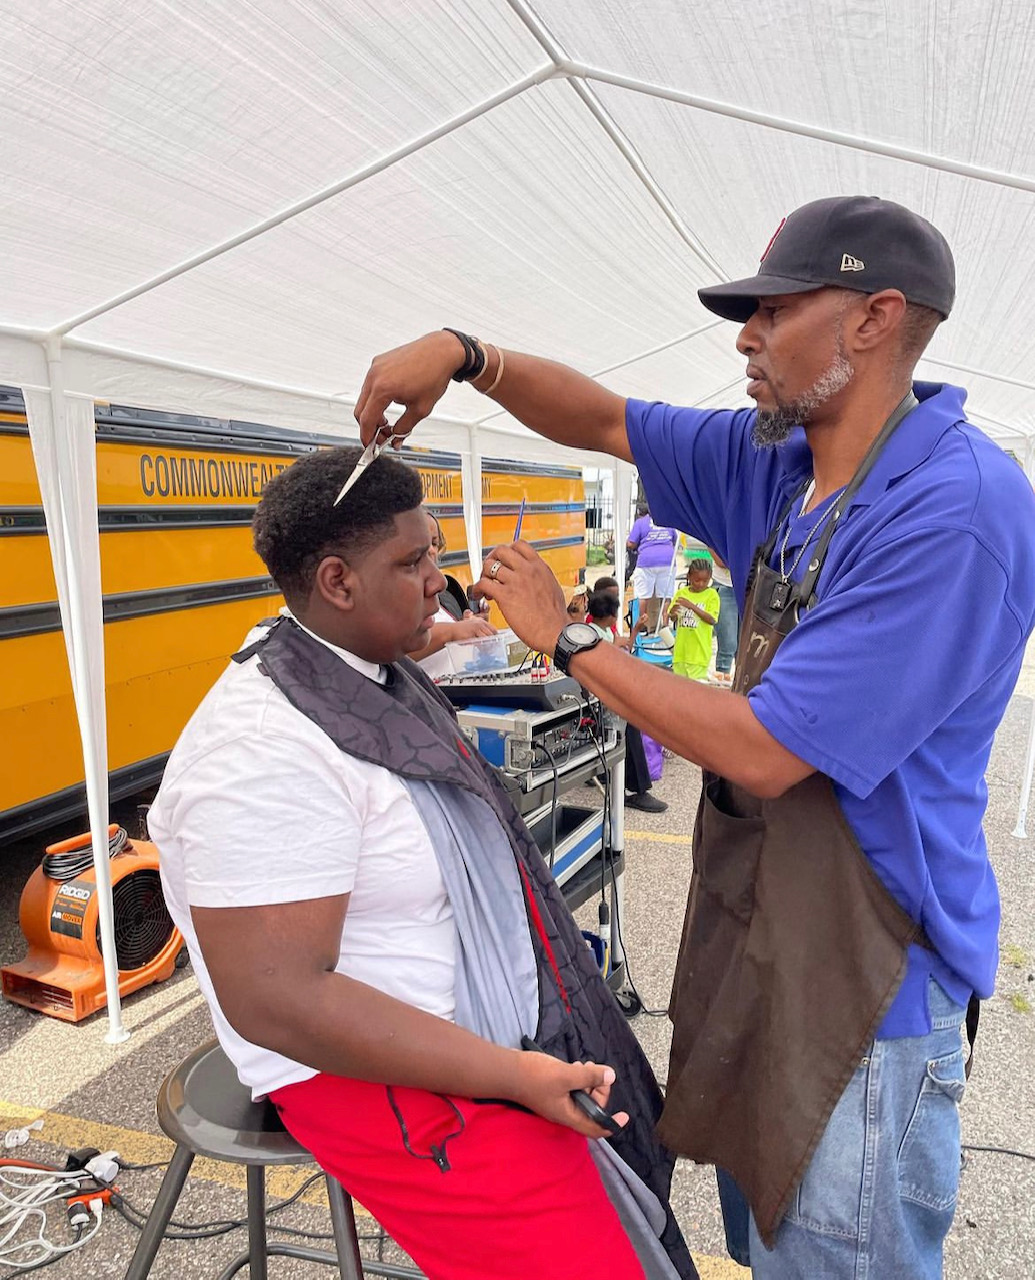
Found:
[9,0,1034,1037]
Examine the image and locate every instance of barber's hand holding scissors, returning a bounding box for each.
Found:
[355,332,464,445]
[473,542,569,657]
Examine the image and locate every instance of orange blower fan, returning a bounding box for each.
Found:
[1,824,184,1022]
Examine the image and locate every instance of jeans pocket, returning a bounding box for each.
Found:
[898,1049,965,1212]
[788,1057,868,1237]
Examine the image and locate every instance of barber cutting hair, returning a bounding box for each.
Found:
[357,196,1035,1279]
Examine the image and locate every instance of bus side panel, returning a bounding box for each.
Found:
[1,414,585,835]
[1,596,283,817]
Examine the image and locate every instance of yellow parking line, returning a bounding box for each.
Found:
[0,1100,741,1269]
[692,1259,746,1278]
[0,1099,334,1206]
[625,829,693,844]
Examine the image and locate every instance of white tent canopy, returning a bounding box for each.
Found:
[4,0,1035,1035]
[4,0,1035,452]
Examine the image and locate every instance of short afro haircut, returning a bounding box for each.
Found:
[253,445,424,602]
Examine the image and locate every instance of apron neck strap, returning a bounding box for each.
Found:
[795,390,919,606]
[760,475,814,563]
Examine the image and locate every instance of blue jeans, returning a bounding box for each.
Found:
[747,980,966,1278]
[714,584,739,674]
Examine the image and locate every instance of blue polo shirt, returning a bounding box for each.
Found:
[627,382,1035,1036]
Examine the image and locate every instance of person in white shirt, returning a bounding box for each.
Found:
[149,445,691,1280]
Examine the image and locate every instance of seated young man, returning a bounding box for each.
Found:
[149,447,693,1280]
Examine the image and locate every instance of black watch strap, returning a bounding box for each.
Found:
[442,328,487,383]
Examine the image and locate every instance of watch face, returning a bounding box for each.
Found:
[563,622,599,646]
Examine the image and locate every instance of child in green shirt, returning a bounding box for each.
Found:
[668,558,720,681]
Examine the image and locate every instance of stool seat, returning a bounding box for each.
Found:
[125,1037,423,1280]
[157,1037,308,1165]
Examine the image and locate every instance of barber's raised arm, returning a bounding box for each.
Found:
[355,331,632,462]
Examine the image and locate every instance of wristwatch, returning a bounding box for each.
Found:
[552,622,602,675]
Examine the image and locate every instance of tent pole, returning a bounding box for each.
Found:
[564,62,1035,196]
[920,357,1035,396]
[461,426,484,583]
[1013,445,1035,840]
[612,464,634,628]
[41,336,128,1042]
[1013,699,1035,841]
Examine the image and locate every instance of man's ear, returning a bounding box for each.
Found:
[849,289,908,354]
[314,554,356,612]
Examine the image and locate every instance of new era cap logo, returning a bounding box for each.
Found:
[840,253,865,272]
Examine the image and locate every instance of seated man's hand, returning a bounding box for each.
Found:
[511,1050,628,1139]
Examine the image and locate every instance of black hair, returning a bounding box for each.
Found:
[898,301,942,366]
[253,446,424,602]
[587,589,619,622]
[687,557,712,575]
[594,575,619,593]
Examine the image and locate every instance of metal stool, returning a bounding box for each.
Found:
[124,1038,422,1279]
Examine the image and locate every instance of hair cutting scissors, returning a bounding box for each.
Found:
[333,430,405,506]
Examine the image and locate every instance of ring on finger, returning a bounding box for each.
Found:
[488,560,503,580]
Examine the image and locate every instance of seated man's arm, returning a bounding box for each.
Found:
[172,734,623,1138]
[192,895,619,1136]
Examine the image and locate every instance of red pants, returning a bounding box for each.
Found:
[271,1073,646,1280]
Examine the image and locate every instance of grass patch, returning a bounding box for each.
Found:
[1002,942,1031,969]
[1008,992,1032,1015]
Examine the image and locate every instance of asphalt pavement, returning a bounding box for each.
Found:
[1,673,1033,1279]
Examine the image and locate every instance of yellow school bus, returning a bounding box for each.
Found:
[0,388,585,842]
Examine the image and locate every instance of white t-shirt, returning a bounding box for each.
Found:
[150,624,457,1098]
[416,606,459,680]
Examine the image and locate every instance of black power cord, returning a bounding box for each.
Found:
[961,1143,1035,1163]
[41,827,128,882]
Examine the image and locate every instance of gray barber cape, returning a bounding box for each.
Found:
[235,617,695,1279]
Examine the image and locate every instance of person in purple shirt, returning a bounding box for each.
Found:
[627,504,679,630]
[356,196,1035,1280]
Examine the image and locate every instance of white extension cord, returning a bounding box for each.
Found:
[0,1156,117,1271]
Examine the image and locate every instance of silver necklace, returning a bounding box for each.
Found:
[777,479,846,585]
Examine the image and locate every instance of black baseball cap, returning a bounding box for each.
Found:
[697,196,955,323]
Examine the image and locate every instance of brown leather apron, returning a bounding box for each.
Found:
[658,394,928,1247]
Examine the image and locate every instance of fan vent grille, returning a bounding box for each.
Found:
[96,869,175,970]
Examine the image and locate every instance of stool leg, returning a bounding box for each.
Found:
[326,1176,366,1280]
[246,1164,268,1280]
[124,1145,195,1280]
